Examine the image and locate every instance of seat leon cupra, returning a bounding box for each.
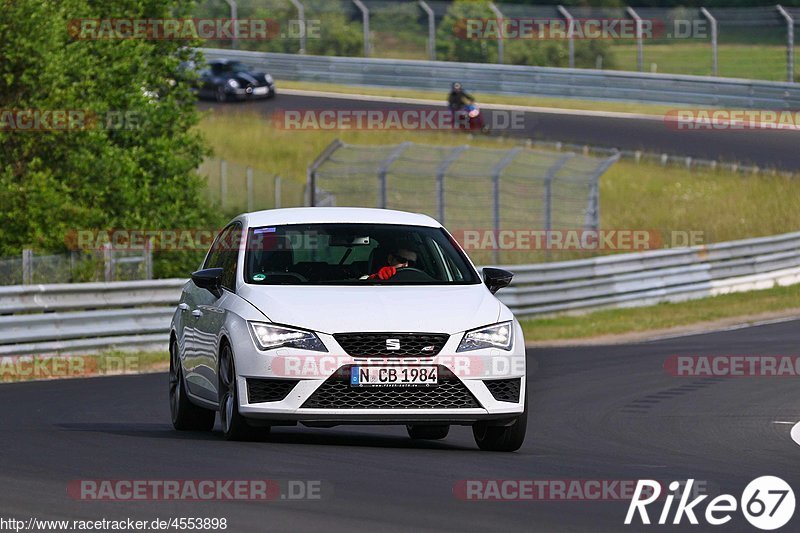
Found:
[169,207,527,451]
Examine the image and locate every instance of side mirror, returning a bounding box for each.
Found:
[191,268,224,298]
[482,267,513,294]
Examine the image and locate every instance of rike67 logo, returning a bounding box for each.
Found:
[625,477,795,530]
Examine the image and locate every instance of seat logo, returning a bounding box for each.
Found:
[386,338,401,351]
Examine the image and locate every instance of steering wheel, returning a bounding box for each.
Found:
[390,267,434,281]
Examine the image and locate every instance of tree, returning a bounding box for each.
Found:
[0,0,218,277]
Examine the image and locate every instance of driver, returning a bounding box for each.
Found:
[367,248,417,280]
[447,82,474,112]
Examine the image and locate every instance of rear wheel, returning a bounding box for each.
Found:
[219,343,269,441]
[473,394,527,452]
[406,424,450,440]
[169,339,215,431]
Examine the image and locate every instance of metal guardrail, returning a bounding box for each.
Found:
[2,231,800,355]
[202,48,800,109]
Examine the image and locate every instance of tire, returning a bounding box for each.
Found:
[219,343,269,441]
[406,424,450,440]
[472,393,527,452]
[169,339,216,431]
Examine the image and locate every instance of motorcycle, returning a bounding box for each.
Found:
[451,103,490,133]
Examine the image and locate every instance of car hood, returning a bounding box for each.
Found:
[237,284,501,335]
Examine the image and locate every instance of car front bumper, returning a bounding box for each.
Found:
[232,324,527,426]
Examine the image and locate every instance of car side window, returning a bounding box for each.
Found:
[204,224,241,293]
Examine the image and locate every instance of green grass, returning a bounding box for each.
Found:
[197,111,800,248]
[611,43,793,81]
[520,283,800,342]
[278,80,682,116]
[0,351,168,383]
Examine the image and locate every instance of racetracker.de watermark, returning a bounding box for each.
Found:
[456,18,708,40]
[453,479,713,501]
[664,109,800,131]
[0,110,143,131]
[452,229,706,252]
[272,109,525,131]
[665,355,800,377]
[0,355,141,381]
[67,479,325,501]
[68,18,319,40]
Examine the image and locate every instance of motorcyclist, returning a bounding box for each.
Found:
[447,82,474,113]
[366,248,418,280]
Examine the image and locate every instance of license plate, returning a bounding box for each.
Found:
[350,366,438,387]
[253,86,269,95]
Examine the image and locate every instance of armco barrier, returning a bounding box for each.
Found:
[2,231,800,355]
[201,48,800,109]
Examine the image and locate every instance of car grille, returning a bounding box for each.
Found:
[246,378,299,403]
[300,365,480,409]
[333,333,449,357]
[484,378,521,403]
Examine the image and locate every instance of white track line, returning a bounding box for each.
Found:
[790,421,800,447]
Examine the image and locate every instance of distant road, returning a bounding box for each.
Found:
[199,93,800,171]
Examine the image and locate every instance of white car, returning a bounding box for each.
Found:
[169,207,527,451]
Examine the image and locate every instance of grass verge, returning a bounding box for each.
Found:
[0,350,168,383]
[520,283,800,342]
[197,111,800,247]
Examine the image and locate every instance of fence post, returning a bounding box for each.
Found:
[377,142,412,209]
[777,5,795,83]
[144,238,153,280]
[584,153,620,231]
[488,2,504,64]
[103,242,113,282]
[22,249,33,285]
[419,0,436,61]
[353,0,370,57]
[289,0,307,54]
[557,6,575,69]
[274,176,282,209]
[490,148,522,264]
[307,139,344,206]
[435,145,469,223]
[543,154,576,233]
[246,167,254,211]
[626,7,644,72]
[700,8,718,77]
[223,0,238,50]
[220,159,228,209]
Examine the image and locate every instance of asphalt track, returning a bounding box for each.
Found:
[2,320,800,532]
[198,94,800,172]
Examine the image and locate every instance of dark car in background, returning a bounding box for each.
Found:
[198,59,275,102]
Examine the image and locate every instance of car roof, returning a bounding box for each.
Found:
[240,207,442,228]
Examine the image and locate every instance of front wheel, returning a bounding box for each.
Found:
[407,424,450,440]
[473,394,527,452]
[169,339,215,431]
[219,343,268,441]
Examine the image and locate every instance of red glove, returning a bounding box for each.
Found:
[369,266,396,280]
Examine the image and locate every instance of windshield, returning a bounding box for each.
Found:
[244,223,480,285]
[211,61,245,74]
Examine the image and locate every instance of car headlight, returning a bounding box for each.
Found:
[456,322,513,352]
[227,79,240,88]
[264,74,273,84]
[248,322,327,352]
